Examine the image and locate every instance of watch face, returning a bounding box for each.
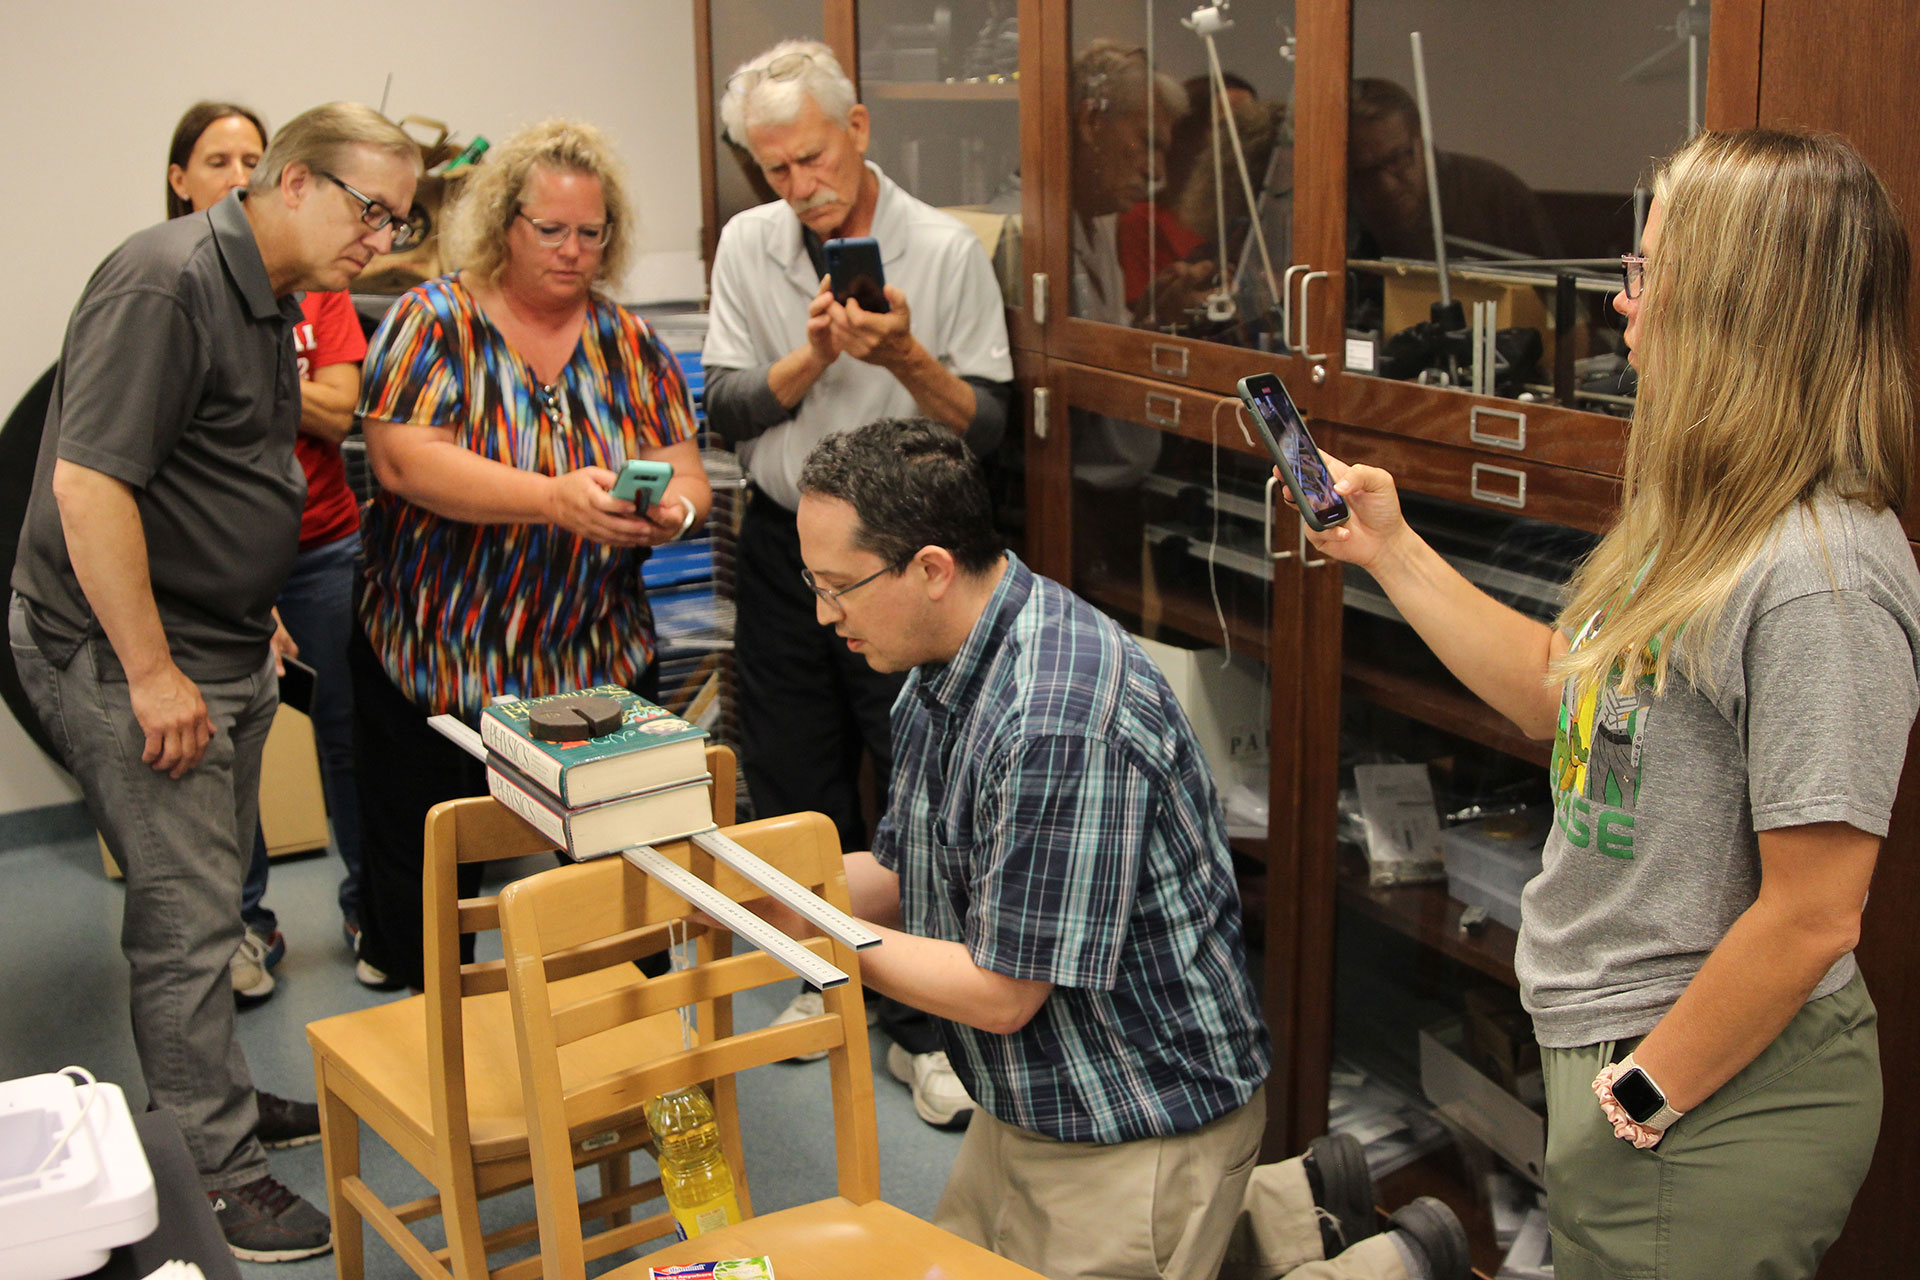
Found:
[1612,1067,1667,1124]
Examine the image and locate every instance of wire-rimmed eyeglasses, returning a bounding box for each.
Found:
[515,211,612,250]
[801,561,899,612]
[1620,254,1647,301]
[316,170,419,250]
[727,48,823,97]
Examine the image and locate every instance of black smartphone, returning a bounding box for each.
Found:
[823,236,890,313]
[1234,372,1350,531]
[278,655,317,716]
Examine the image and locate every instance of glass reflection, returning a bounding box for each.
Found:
[1345,1,1708,413]
[1068,2,1298,349]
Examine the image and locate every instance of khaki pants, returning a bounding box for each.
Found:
[1542,973,1880,1280]
[935,1094,1407,1280]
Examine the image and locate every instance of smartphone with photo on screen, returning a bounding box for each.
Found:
[1234,372,1350,532]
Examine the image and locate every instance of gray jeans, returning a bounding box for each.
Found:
[10,594,275,1191]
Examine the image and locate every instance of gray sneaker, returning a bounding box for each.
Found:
[255,1091,321,1149]
[231,930,275,1007]
[208,1174,332,1262]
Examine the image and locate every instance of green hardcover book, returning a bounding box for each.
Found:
[479,685,710,807]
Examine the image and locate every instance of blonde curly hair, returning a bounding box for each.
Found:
[442,117,635,288]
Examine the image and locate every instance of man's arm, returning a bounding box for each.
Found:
[50,460,212,777]
[297,362,360,445]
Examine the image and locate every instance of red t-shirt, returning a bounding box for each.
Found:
[292,290,367,550]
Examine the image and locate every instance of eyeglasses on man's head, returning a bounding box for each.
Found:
[316,170,418,250]
[727,48,824,97]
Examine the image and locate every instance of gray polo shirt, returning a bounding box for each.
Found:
[12,191,306,680]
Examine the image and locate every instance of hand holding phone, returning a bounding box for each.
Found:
[610,459,673,512]
[1234,373,1350,531]
[824,236,890,314]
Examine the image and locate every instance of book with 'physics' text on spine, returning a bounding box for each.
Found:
[480,684,710,807]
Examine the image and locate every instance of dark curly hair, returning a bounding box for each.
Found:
[799,419,1004,576]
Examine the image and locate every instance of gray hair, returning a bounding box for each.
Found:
[1072,39,1188,119]
[250,101,419,194]
[719,39,858,146]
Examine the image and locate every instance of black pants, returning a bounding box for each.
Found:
[734,492,936,1054]
[348,626,660,990]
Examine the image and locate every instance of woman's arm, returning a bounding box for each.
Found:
[1306,456,1566,737]
[1626,821,1877,1112]
[363,417,653,547]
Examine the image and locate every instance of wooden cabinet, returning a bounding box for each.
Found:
[694,2,1920,1272]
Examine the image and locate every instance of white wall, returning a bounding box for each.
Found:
[0,0,705,815]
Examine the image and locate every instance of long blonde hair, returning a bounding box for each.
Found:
[1554,129,1914,696]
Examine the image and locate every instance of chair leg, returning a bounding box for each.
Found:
[315,1058,365,1280]
[600,1151,634,1227]
[442,1167,490,1280]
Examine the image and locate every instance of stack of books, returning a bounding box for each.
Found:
[479,685,716,860]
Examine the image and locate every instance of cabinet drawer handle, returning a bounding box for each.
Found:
[1469,405,1527,451]
[1145,392,1181,429]
[1151,343,1190,378]
[1470,463,1528,509]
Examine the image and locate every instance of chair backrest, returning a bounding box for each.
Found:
[498,810,880,1280]
[420,742,737,1164]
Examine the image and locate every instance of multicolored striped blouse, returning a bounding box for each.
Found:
[357,274,696,718]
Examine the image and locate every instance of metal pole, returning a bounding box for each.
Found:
[1409,31,1452,308]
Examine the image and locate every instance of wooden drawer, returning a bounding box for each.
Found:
[1335,374,1629,478]
[1324,424,1621,536]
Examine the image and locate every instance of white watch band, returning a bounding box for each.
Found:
[670,497,698,541]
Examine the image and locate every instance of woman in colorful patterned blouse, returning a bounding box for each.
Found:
[351,118,710,990]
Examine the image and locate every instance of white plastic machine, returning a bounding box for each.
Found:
[0,1071,158,1280]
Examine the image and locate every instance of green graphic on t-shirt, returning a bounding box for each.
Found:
[1552,645,1658,861]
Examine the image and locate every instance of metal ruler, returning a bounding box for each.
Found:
[427,713,856,988]
[692,828,880,952]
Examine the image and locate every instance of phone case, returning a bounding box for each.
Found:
[1234,375,1349,532]
[824,236,890,313]
[612,460,673,509]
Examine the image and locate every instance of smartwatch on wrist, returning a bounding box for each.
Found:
[1611,1053,1684,1131]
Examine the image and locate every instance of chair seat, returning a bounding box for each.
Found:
[308,966,686,1164]
[619,1198,1048,1279]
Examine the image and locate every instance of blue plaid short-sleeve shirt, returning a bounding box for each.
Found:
[873,554,1271,1144]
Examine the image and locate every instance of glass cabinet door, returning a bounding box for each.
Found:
[1341,0,1706,415]
[706,0,828,237]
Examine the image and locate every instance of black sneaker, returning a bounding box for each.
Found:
[1305,1132,1378,1253]
[255,1091,321,1149]
[1386,1196,1471,1280]
[208,1175,332,1262]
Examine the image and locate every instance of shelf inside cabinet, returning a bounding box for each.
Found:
[1080,568,1267,655]
[863,79,1019,102]
[1336,854,1518,988]
[1343,658,1551,768]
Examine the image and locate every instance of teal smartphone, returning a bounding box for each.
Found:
[611,459,673,511]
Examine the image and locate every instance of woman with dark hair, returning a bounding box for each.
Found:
[166,100,375,1000]
[1300,129,1919,1278]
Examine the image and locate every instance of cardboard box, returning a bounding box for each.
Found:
[1419,1018,1547,1186]
[1132,635,1269,793]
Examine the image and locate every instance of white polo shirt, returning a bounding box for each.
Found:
[703,162,1013,511]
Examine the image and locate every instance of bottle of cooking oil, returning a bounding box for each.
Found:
[645,1083,743,1240]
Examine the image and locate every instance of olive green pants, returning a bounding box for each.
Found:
[1541,973,1880,1280]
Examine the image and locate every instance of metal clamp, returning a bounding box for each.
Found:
[1470,405,1526,451]
[1298,270,1330,362]
[1470,462,1528,510]
[1032,386,1050,441]
[1151,343,1190,378]
[1145,391,1181,430]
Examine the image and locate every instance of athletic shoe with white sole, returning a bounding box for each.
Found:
[886,1042,975,1129]
[230,930,275,1007]
[208,1174,332,1262]
[771,989,830,1062]
[255,1091,321,1149]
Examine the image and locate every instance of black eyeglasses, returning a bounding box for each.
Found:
[317,170,419,250]
[515,211,612,250]
[800,561,900,612]
[1620,254,1647,301]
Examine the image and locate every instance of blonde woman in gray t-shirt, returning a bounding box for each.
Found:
[1295,130,1919,1279]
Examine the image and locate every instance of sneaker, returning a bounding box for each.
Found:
[208,1174,332,1262]
[255,1091,321,1149]
[1385,1196,1471,1280]
[1305,1131,1377,1253]
[352,929,404,992]
[251,925,288,971]
[886,1042,975,1129]
[772,989,830,1062]
[231,931,275,1007]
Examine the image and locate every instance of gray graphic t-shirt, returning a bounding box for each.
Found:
[1521,497,1920,1048]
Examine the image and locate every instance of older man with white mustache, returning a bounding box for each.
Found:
[703,39,1014,1129]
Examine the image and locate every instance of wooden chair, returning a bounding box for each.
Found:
[306,745,736,1280]
[497,810,1047,1280]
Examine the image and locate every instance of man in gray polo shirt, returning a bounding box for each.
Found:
[9,102,417,1263]
[706,40,1012,1123]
